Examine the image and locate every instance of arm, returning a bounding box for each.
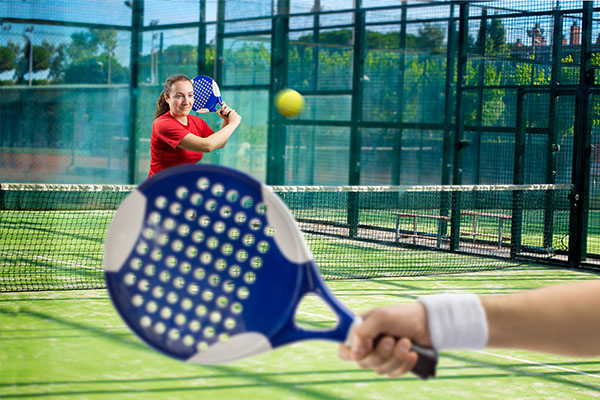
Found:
[178,103,241,153]
[339,280,600,377]
[483,279,600,356]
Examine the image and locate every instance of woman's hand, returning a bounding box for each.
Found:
[217,102,242,126]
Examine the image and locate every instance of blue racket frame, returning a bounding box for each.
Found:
[191,76,222,113]
[104,165,437,378]
[105,165,355,360]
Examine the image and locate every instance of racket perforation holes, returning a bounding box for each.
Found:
[211,183,225,196]
[190,193,203,206]
[176,186,189,200]
[200,252,212,265]
[193,267,206,280]
[214,258,227,271]
[124,273,136,286]
[177,224,190,237]
[227,227,240,240]
[226,190,239,202]
[158,305,171,319]
[146,301,158,313]
[219,205,232,219]
[169,202,182,215]
[234,212,246,224]
[140,315,152,328]
[235,249,248,263]
[237,286,249,300]
[240,196,253,208]
[143,228,155,239]
[205,199,218,212]
[185,245,198,258]
[243,271,256,285]
[173,276,186,289]
[130,258,142,270]
[184,209,197,221]
[197,178,210,191]
[179,261,191,274]
[163,217,176,231]
[154,322,166,334]
[250,256,263,269]
[136,241,149,255]
[150,249,163,262]
[214,221,226,234]
[132,294,144,307]
[144,264,156,277]
[199,215,211,228]
[155,196,168,209]
[192,230,205,243]
[249,218,262,231]
[171,240,183,252]
[153,286,164,298]
[165,256,177,268]
[187,283,199,295]
[195,304,207,317]
[201,289,214,302]
[257,241,270,254]
[221,243,234,256]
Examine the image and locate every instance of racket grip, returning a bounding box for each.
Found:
[410,344,438,380]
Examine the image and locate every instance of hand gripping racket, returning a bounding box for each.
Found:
[104,165,438,379]
[191,75,222,113]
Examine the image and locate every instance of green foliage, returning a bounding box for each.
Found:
[0,45,16,72]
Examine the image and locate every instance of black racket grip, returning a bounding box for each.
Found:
[409,344,438,380]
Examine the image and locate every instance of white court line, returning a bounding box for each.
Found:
[0,250,102,271]
[475,350,600,379]
[297,310,600,379]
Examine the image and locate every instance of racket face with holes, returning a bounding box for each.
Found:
[104,164,356,364]
[191,75,222,113]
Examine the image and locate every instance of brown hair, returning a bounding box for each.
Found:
[154,74,192,119]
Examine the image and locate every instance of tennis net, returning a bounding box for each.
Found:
[1,182,573,291]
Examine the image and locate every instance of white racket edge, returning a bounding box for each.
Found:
[104,190,146,273]
[212,80,221,98]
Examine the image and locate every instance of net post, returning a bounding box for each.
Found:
[347,191,359,238]
[511,89,527,257]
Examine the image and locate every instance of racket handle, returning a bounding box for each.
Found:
[409,344,438,380]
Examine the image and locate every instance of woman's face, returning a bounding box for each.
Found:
[166,80,194,118]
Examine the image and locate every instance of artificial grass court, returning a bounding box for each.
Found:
[1,266,599,400]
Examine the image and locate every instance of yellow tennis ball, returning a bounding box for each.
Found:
[275,89,305,117]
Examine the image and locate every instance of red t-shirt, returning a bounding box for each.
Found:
[148,112,215,177]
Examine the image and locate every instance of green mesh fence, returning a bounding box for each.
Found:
[1,0,599,271]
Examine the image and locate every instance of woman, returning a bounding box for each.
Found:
[148,74,241,178]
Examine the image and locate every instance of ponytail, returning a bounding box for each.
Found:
[153,74,193,119]
[154,90,169,119]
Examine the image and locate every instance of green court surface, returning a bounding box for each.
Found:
[1,266,599,400]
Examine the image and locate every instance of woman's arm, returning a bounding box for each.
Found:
[178,103,241,153]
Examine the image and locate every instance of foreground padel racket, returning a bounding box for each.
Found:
[104,165,438,379]
[191,75,222,113]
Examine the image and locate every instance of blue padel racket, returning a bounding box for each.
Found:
[103,165,438,379]
[191,75,222,113]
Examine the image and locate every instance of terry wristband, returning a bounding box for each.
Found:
[418,293,488,351]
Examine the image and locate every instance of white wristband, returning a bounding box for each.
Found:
[418,293,488,352]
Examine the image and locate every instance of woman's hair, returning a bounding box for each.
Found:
[154,74,192,119]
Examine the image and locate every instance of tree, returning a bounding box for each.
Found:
[0,45,16,72]
[416,23,446,54]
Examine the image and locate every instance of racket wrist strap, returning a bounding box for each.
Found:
[418,293,488,352]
